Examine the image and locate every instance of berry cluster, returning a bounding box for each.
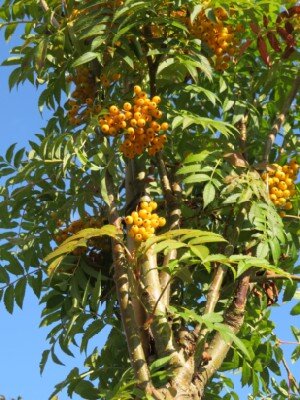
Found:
[125,201,166,242]
[66,67,101,126]
[100,72,122,88]
[189,8,242,71]
[54,217,110,256]
[99,86,168,158]
[261,160,299,214]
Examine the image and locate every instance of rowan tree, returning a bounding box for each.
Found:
[0,0,299,399]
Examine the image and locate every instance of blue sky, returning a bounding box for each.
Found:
[0,24,299,400]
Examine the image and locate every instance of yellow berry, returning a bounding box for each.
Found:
[151,219,160,228]
[161,122,169,131]
[143,219,152,228]
[149,201,158,210]
[270,187,278,195]
[275,171,285,180]
[125,216,134,225]
[146,226,155,234]
[131,225,139,234]
[138,209,150,219]
[134,217,143,226]
[278,198,286,205]
[282,190,290,198]
[270,194,277,201]
[140,201,149,209]
[142,232,150,241]
[158,217,166,227]
[278,181,287,191]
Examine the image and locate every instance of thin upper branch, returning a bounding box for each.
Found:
[194,273,251,394]
[252,273,300,283]
[39,0,60,28]
[262,73,300,164]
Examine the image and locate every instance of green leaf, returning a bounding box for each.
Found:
[290,302,300,315]
[72,52,100,68]
[73,381,99,399]
[0,267,10,283]
[40,349,50,374]
[4,285,14,314]
[14,277,26,309]
[203,182,216,208]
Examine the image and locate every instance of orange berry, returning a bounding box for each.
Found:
[270,194,277,201]
[131,211,139,219]
[278,181,287,191]
[161,122,169,131]
[109,127,117,136]
[148,101,157,110]
[130,119,137,127]
[135,233,143,242]
[270,187,278,195]
[152,96,161,104]
[101,124,110,133]
[134,112,142,120]
[136,98,145,106]
[109,105,119,115]
[125,111,133,120]
[282,190,291,198]
[137,118,146,127]
[279,211,286,218]
[134,85,142,94]
[284,202,293,210]
[138,91,147,98]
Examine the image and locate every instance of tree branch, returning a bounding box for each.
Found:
[262,73,300,164]
[251,274,300,283]
[156,153,182,306]
[125,161,150,357]
[105,169,151,390]
[194,273,251,395]
[38,0,60,28]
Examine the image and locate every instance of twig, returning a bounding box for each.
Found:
[282,356,300,398]
[262,73,300,164]
[278,339,300,346]
[252,274,300,283]
[194,273,251,394]
[39,0,60,28]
